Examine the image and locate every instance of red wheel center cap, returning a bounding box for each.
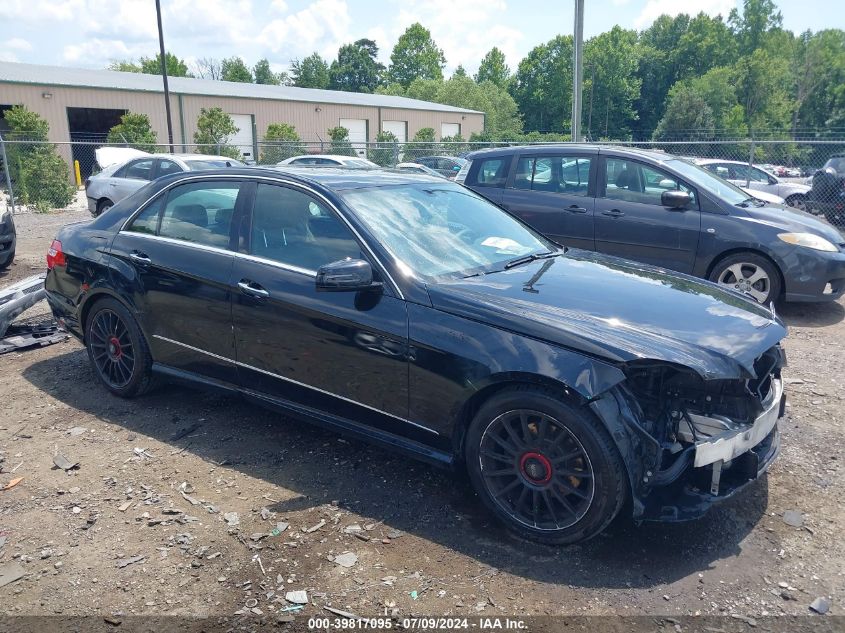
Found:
[519,451,552,484]
[108,336,122,359]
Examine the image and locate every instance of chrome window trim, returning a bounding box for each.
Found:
[117,231,318,278]
[119,173,404,299]
[153,334,437,435]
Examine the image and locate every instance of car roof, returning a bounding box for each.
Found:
[153,166,448,192]
[464,144,671,163]
[286,154,368,161]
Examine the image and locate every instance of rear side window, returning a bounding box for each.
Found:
[474,158,508,187]
[512,155,591,195]
[157,159,182,177]
[126,181,243,249]
[124,159,155,181]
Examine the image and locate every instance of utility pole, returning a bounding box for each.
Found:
[155,0,175,153]
[571,0,585,142]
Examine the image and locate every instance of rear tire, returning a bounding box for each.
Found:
[465,385,628,545]
[0,249,13,271]
[96,198,114,216]
[708,252,781,304]
[85,297,155,398]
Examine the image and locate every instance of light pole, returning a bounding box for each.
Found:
[571,0,585,142]
[155,0,175,153]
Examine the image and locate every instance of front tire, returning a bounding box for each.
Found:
[465,386,627,545]
[709,252,781,304]
[785,194,807,211]
[85,297,155,397]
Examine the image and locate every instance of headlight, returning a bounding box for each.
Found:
[777,232,838,252]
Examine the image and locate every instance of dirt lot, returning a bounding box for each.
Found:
[1,205,843,629]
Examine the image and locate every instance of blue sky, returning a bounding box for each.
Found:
[0,0,838,75]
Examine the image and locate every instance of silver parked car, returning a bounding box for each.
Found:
[696,159,811,210]
[85,153,244,216]
[277,154,379,168]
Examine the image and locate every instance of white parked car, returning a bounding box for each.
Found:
[696,159,811,210]
[741,188,785,205]
[86,151,244,216]
[277,154,378,168]
[394,162,447,178]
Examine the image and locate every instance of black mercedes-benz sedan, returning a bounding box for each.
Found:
[44,167,787,544]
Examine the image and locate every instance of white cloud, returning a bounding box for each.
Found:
[258,0,352,62]
[63,38,147,63]
[0,0,84,21]
[3,38,33,51]
[270,0,287,13]
[0,52,20,62]
[634,0,737,29]
[389,0,524,74]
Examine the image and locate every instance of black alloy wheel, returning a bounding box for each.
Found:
[465,386,628,544]
[85,298,155,397]
[89,308,135,388]
[479,409,595,531]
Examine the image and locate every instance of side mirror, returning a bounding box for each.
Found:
[661,190,691,209]
[316,259,382,292]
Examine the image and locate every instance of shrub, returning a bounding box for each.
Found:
[327,126,356,157]
[440,133,466,156]
[259,123,304,164]
[194,107,241,158]
[405,127,436,161]
[107,112,158,152]
[368,130,398,166]
[3,105,74,211]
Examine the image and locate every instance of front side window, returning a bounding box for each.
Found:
[124,159,155,181]
[340,183,554,279]
[604,158,697,207]
[250,184,362,271]
[126,180,242,249]
[475,158,508,187]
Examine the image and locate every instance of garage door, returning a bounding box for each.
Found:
[441,122,460,139]
[382,120,407,143]
[340,118,368,157]
[229,114,255,162]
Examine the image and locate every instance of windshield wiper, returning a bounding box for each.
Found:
[735,197,763,208]
[504,251,559,269]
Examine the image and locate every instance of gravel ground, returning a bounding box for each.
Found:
[0,203,843,630]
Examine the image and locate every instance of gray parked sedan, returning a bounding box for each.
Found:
[85,153,244,216]
[459,145,845,303]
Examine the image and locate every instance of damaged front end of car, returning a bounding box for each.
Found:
[590,345,786,522]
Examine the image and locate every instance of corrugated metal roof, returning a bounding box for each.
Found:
[0,61,482,114]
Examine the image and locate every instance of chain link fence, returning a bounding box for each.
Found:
[2,135,844,225]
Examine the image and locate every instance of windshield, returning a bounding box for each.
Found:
[343,159,377,168]
[186,159,245,170]
[340,184,554,279]
[667,159,750,205]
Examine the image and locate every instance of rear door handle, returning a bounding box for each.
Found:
[601,208,625,217]
[567,204,588,214]
[129,252,151,266]
[237,280,270,299]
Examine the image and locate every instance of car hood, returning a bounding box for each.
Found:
[427,250,787,380]
[740,204,845,244]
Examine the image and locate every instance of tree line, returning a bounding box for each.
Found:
[108,0,845,142]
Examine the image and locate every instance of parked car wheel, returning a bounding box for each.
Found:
[96,198,114,216]
[85,298,155,397]
[785,194,807,211]
[465,386,627,545]
[0,249,13,271]
[709,252,781,304]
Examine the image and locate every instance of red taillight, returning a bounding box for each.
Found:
[47,239,66,269]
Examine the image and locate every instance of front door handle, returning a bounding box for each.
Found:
[567,204,588,214]
[237,280,270,299]
[601,208,625,217]
[129,252,151,266]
